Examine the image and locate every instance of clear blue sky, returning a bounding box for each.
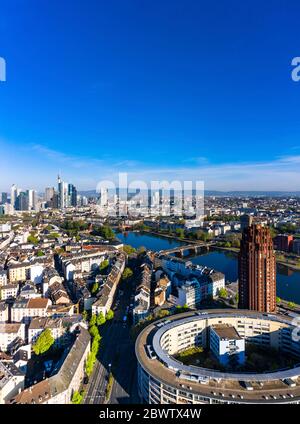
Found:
[1,0,300,191]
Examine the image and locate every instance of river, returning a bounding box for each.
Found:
[115,231,300,304]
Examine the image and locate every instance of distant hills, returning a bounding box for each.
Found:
[78,189,300,198]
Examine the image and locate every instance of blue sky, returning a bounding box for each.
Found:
[1,0,300,191]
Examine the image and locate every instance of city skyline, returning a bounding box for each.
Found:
[1,1,300,191]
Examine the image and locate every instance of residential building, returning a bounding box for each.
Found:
[9,326,90,404]
[293,239,300,255]
[92,253,125,316]
[47,282,70,305]
[133,259,152,324]
[11,298,51,324]
[0,361,25,404]
[0,270,7,286]
[0,302,8,322]
[19,283,39,299]
[28,317,66,346]
[0,324,25,352]
[274,234,294,252]
[210,324,245,366]
[0,284,19,301]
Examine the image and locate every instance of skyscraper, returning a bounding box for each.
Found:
[45,187,55,203]
[99,187,108,207]
[27,189,37,210]
[68,184,77,207]
[1,192,8,204]
[240,214,253,231]
[10,184,17,209]
[238,224,276,313]
[15,191,29,211]
[57,175,68,209]
[57,176,77,209]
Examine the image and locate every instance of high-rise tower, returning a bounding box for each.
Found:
[238,224,276,313]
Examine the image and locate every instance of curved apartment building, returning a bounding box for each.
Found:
[135,309,300,404]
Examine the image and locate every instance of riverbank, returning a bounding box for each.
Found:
[212,245,300,271]
[132,230,300,271]
[140,229,194,244]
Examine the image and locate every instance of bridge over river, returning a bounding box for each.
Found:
[159,241,215,257]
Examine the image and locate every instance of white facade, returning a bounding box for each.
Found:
[0,324,26,352]
[0,271,7,286]
[28,318,65,346]
[0,303,9,322]
[0,361,25,404]
[210,326,245,366]
[0,285,19,300]
[30,264,45,285]
[177,280,201,308]
[11,299,51,324]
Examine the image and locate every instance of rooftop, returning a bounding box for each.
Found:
[211,324,242,340]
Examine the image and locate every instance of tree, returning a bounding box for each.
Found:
[89,325,100,339]
[195,230,212,242]
[137,246,146,256]
[89,314,97,327]
[218,287,228,299]
[99,259,109,273]
[276,296,281,304]
[231,239,240,248]
[269,226,277,238]
[85,352,96,377]
[105,372,114,401]
[174,304,189,314]
[288,301,296,309]
[48,232,60,239]
[123,245,136,255]
[91,225,115,240]
[71,391,83,404]
[96,312,106,326]
[156,309,170,319]
[27,234,39,245]
[91,337,100,355]
[122,267,133,281]
[91,282,99,295]
[106,310,114,320]
[32,329,54,355]
[82,310,88,321]
[175,228,185,239]
[36,250,45,257]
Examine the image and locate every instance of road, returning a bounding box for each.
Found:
[84,269,140,404]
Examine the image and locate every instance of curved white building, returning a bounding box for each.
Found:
[135,309,300,404]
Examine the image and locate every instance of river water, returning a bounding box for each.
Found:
[115,231,300,303]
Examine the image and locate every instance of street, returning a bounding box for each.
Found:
[84,269,140,404]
